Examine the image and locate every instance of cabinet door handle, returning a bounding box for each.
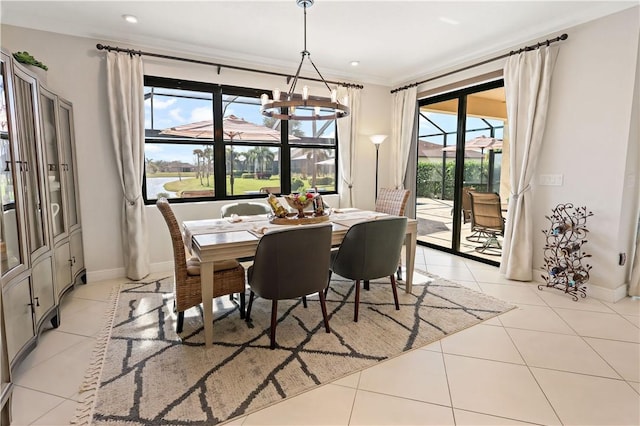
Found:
[4,161,10,172]
[23,161,29,172]
[68,258,73,266]
[28,297,40,309]
[72,256,76,264]
[48,163,57,172]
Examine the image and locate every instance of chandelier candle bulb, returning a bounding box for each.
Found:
[331,89,337,103]
[260,94,269,106]
[314,106,321,116]
[273,89,281,101]
[302,86,309,100]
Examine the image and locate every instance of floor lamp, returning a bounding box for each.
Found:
[370,135,387,200]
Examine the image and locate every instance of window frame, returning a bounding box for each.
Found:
[143,76,338,205]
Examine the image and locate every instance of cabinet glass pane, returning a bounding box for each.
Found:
[58,104,77,227]
[39,93,65,237]
[0,61,23,274]
[14,74,46,254]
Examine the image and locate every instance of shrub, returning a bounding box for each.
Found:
[314,176,334,185]
[256,172,272,180]
[291,177,305,192]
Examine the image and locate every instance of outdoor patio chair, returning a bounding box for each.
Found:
[156,198,246,333]
[468,191,505,256]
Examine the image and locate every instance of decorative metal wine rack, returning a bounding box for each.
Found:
[539,203,593,301]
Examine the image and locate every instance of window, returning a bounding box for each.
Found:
[143,76,338,203]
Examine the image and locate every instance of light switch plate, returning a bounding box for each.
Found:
[539,174,563,186]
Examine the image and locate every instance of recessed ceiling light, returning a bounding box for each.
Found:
[439,17,459,25]
[123,14,138,24]
[350,61,360,67]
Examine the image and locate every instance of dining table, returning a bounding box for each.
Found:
[182,208,418,347]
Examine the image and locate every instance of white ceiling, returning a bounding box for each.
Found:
[1,1,637,86]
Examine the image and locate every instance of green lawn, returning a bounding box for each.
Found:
[158,175,333,196]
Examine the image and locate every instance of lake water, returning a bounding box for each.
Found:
[146,177,178,199]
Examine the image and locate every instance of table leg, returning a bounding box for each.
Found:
[201,261,214,347]
[404,229,417,294]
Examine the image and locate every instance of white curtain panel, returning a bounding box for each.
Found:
[500,46,559,281]
[106,52,150,280]
[391,87,418,189]
[336,86,361,208]
[628,222,640,296]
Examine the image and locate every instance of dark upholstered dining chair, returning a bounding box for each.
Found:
[374,187,410,280]
[221,202,271,218]
[245,223,333,350]
[156,198,246,333]
[328,216,408,322]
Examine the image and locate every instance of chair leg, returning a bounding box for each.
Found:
[324,270,333,297]
[239,291,246,319]
[318,291,330,333]
[270,300,278,350]
[390,275,400,310]
[176,311,185,333]
[354,279,361,322]
[245,291,255,322]
[302,296,308,308]
[364,280,369,290]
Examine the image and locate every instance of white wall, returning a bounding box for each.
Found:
[2,6,638,301]
[0,24,392,281]
[410,7,640,301]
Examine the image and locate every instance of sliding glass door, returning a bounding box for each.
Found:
[415,80,507,263]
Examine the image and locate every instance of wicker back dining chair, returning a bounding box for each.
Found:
[245,224,333,349]
[328,216,408,322]
[156,198,246,333]
[374,188,410,280]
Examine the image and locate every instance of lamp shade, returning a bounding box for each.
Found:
[370,134,388,145]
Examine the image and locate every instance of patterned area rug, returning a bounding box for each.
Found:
[74,273,514,425]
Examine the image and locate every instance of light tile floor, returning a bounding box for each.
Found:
[9,246,640,425]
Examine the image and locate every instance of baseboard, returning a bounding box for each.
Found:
[586,282,629,303]
[86,267,126,283]
[533,270,628,303]
[86,261,174,283]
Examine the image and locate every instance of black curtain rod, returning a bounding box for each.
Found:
[96,43,364,89]
[390,33,568,94]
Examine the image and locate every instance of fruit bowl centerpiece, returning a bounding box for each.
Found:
[283,193,315,218]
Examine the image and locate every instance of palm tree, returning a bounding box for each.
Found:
[202,146,213,187]
[246,146,274,177]
[302,148,332,188]
[192,149,204,184]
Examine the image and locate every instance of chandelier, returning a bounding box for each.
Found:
[260,0,350,121]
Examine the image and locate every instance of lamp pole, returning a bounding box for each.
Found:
[370,135,387,201]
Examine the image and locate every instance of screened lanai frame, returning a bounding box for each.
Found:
[415,79,508,265]
[418,111,505,199]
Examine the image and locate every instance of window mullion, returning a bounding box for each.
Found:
[212,87,226,199]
